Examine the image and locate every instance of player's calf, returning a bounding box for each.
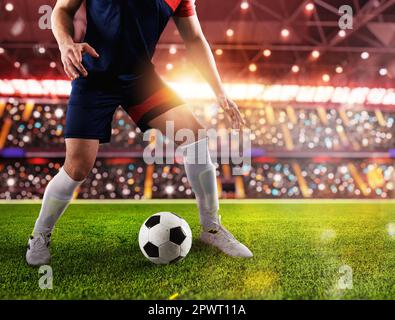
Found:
[182,138,253,258]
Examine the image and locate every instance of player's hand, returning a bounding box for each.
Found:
[217,94,246,129]
[59,42,99,80]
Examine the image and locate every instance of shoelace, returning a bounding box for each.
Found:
[217,225,239,244]
[208,216,239,244]
[218,215,238,242]
[30,233,51,251]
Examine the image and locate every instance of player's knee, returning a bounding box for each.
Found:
[64,161,93,181]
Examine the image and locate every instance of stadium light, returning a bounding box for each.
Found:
[335,66,343,74]
[305,3,315,12]
[49,61,57,69]
[5,2,14,12]
[7,178,15,187]
[322,74,330,82]
[226,29,234,37]
[361,52,370,60]
[0,47,5,54]
[379,68,388,76]
[338,30,346,37]
[3,79,395,105]
[291,65,300,73]
[263,49,271,57]
[55,108,64,119]
[281,28,290,38]
[166,63,174,71]
[215,49,223,56]
[169,46,177,55]
[38,46,46,54]
[311,50,320,59]
[240,1,249,10]
[165,185,175,195]
[249,63,257,72]
[14,61,21,68]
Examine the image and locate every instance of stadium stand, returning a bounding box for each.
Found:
[0,97,394,200]
[1,158,393,199]
[1,99,394,152]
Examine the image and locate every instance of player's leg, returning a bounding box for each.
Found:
[33,138,99,234]
[147,106,253,258]
[26,138,99,266]
[147,106,219,228]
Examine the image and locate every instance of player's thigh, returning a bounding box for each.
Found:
[148,104,205,140]
[64,138,99,181]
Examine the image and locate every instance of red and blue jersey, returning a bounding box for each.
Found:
[82,0,196,79]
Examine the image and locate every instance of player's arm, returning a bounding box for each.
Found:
[173,14,245,129]
[52,0,99,79]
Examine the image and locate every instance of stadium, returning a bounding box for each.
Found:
[0,0,394,301]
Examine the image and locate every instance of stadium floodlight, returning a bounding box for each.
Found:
[379,68,388,76]
[169,46,177,55]
[3,79,395,105]
[226,28,234,37]
[248,63,257,72]
[215,49,223,56]
[281,28,290,38]
[311,50,320,59]
[322,74,330,82]
[291,65,300,73]
[305,3,315,12]
[5,2,14,12]
[335,66,343,74]
[263,49,271,57]
[361,52,370,60]
[240,1,249,10]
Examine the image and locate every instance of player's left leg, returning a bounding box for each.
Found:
[147,105,253,258]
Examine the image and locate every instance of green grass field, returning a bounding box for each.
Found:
[0,201,394,300]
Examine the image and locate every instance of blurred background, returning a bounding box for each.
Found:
[0,0,394,200]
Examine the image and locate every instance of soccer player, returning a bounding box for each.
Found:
[26,0,253,266]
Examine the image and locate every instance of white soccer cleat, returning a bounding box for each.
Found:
[200,223,253,258]
[26,233,52,266]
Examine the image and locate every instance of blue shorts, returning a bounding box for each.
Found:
[65,71,185,143]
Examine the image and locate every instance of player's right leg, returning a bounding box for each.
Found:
[147,106,253,258]
[26,138,99,266]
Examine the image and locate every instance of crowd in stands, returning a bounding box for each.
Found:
[243,162,301,198]
[151,164,194,199]
[1,100,394,152]
[0,159,145,200]
[242,160,394,199]
[1,99,393,200]
[1,159,393,199]
[79,159,145,199]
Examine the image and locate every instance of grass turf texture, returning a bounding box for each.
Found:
[0,202,394,300]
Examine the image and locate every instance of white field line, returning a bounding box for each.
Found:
[0,199,394,205]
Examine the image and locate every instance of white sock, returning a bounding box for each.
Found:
[183,138,220,231]
[33,167,83,235]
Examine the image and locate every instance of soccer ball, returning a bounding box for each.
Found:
[138,212,192,264]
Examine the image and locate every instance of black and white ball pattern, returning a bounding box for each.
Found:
[138,212,192,264]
